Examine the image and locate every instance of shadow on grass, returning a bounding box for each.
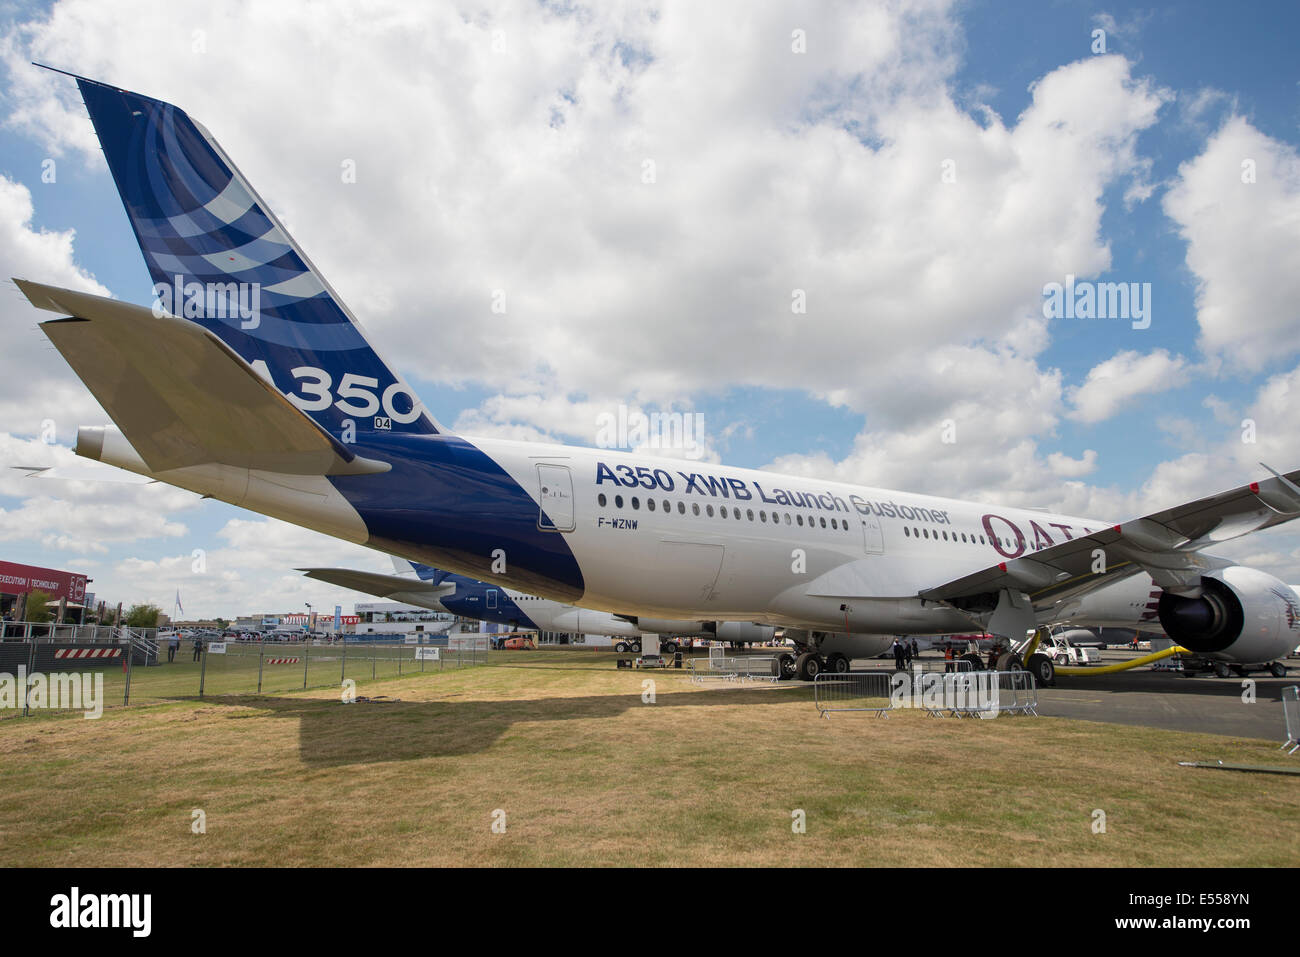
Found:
[198,684,809,767]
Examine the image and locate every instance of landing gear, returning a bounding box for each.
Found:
[1270,661,1288,678]
[615,642,629,653]
[996,652,1024,672]
[1026,653,1055,687]
[1213,661,1232,679]
[795,652,822,681]
[826,652,850,674]
[777,653,797,681]
[959,653,983,672]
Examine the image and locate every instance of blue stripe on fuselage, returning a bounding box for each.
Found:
[330,433,585,602]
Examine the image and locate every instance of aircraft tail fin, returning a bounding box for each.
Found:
[44,66,439,439]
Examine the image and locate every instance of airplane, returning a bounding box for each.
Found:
[300,560,777,654]
[13,68,1300,689]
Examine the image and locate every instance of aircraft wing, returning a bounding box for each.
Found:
[16,280,389,477]
[920,469,1300,623]
[298,567,456,607]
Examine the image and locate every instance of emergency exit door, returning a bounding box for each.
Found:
[537,464,576,532]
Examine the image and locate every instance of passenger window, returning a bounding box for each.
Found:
[598,493,607,507]
[677,502,685,514]
[648,499,656,511]
[631,497,640,509]
[784,513,791,525]
[904,527,910,537]
[820,517,827,528]
[760,511,767,522]
[692,503,700,516]
[615,495,624,508]
[747,509,754,521]
[720,506,728,518]
[797,515,804,526]
[706,504,714,517]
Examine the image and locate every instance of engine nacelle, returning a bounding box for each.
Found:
[712,622,777,644]
[1157,566,1300,663]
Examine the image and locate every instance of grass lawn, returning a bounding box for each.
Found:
[0,649,1295,866]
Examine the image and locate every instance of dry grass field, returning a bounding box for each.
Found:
[1,649,1296,866]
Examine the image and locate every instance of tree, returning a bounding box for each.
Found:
[124,603,162,628]
[25,589,54,623]
[214,617,230,629]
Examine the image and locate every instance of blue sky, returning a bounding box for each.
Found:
[1,0,1299,617]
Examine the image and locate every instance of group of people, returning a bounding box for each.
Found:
[891,636,920,670]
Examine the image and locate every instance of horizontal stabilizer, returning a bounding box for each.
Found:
[16,279,390,477]
[298,567,455,606]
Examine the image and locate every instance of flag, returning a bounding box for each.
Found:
[175,589,183,616]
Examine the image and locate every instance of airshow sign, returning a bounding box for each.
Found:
[0,560,88,603]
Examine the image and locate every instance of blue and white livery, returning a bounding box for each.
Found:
[15,70,1300,682]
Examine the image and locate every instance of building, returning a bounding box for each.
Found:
[0,559,90,619]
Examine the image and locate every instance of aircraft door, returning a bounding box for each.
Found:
[861,513,884,554]
[487,589,498,610]
[537,464,576,532]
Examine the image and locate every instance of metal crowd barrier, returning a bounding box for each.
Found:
[688,654,780,683]
[909,658,975,674]
[1281,686,1300,755]
[813,671,893,717]
[934,670,1039,718]
[814,669,1038,718]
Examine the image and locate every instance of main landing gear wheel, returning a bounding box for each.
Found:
[1213,661,1232,679]
[1270,661,1288,678]
[795,652,822,681]
[1026,653,1055,687]
[615,642,630,653]
[777,653,797,681]
[826,653,850,674]
[959,653,983,672]
[996,652,1024,672]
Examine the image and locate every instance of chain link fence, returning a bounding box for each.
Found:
[0,627,489,718]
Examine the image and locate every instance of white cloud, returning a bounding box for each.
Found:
[1066,348,1187,424]
[1163,116,1300,370]
[0,175,111,433]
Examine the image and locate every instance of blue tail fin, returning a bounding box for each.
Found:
[55,68,439,437]
[409,562,452,585]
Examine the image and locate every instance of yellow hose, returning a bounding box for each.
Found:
[1054,645,1190,676]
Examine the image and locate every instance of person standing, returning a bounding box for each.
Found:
[192,634,203,662]
[892,637,905,671]
[168,633,179,663]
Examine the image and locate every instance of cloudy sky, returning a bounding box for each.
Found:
[0,0,1298,618]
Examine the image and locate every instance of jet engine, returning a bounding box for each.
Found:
[1157,566,1300,663]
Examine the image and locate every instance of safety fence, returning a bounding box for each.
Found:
[906,658,977,674]
[815,670,1039,719]
[197,638,487,697]
[688,652,781,683]
[0,621,158,643]
[1282,686,1300,755]
[0,633,490,718]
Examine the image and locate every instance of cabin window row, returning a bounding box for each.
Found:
[596,493,851,531]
